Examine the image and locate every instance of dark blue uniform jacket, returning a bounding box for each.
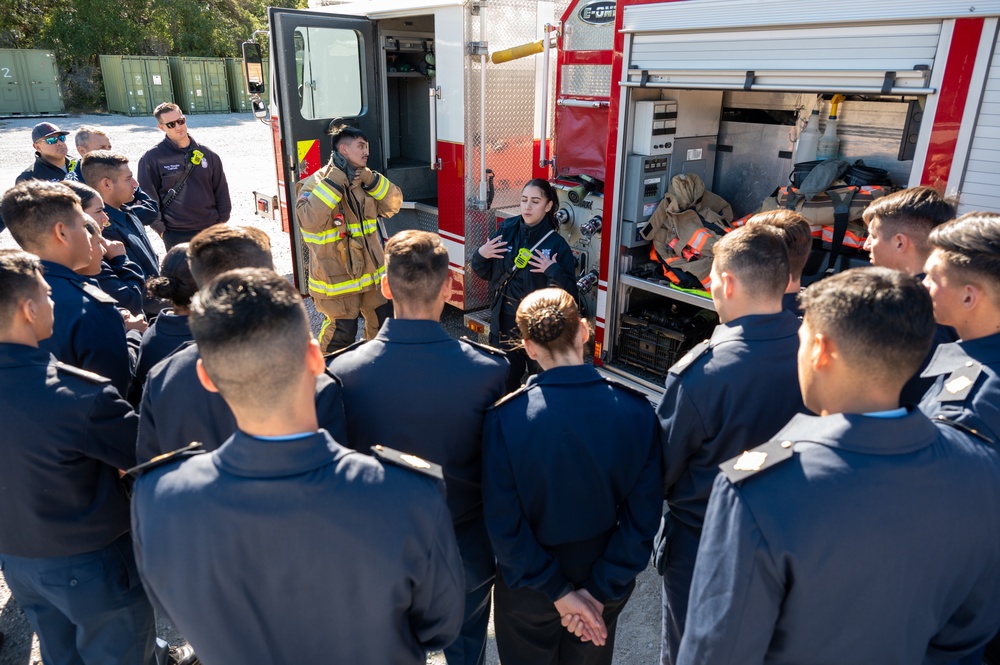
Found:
[103,204,160,282]
[657,311,804,531]
[678,410,1000,665]
[129,311,192,406]
[327,318,509,525]
[137,136,231,233]
[15,154,74,184]
[38,260,132,398]
[131,430,464,665]
[470,216,578,345]
[0,344,137,558]
[137,343,347,463]
[919,333,1000,444]
[94,254,145,316]
[483,364,662,604]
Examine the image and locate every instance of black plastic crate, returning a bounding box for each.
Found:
[614,306,715,380]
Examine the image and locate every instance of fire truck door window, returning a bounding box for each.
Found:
[294,26,363,119]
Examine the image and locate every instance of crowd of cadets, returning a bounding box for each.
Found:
[1,150,1000,665]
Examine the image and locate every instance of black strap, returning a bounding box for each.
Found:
[824,187,858,273]
[161,152,198,212]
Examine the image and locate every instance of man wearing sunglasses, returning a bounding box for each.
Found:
[138,103,231,250]
[15,122,78,186]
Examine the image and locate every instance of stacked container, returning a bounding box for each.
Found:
[100,55,173,116]
[0,49,64,116]
[169,57,230,114]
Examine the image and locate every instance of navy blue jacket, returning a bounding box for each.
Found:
[137,343,347,463]
[657,311,803,532]
[678,411,1000,665]
[781,291,802,318]
[131,429,464,665]
[901,322,962,406]
[129,310,192,406]
[38,260,132,398]
[919,333,1000,444]
[94,254,145,316]
[470,216,578,346]
[483,364,662,604]
[15,154,75,184]
[327,319,509,525]
[103,204,160,282]
[137,135,231,233]
[0,344,137,558]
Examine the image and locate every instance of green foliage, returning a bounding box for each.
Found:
[0,0,306,111]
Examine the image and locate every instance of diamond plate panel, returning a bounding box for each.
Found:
[417,208,438,234]
[560,64,612,97]
[563,3,615,52]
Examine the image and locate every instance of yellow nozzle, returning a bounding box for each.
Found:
[491,40,544,65]
[830,94,846,118]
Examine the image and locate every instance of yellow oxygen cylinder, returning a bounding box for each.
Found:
[491,40,544,64]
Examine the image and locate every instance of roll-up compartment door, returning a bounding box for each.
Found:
[959,30,1000,212]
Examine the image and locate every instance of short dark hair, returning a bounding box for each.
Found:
[75,125,109,150]
[928,212,1000,292]
[712,224,789,299]
[0,249,43,333]
[384,230,449,308]
[799,267,934,382]
[746,210,812,281]
[0,181,82,252]
[189,268,309,411]
[329,123,368,152]
[146,243,197,308]
[61,180,101,210]
[80,150,129,188]
[187,225,274,287]
[154,102,182,121]
[862,187,956,254]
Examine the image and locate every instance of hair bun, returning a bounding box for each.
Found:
[527,306,567,344]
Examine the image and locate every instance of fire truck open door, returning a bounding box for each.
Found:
[268,8,382,294]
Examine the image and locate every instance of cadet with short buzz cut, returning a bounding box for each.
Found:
[0,180,134,397]
[0,249,189,665]
[327,229,509,665]
[655,223,804,665]
[130,267,465,665]
[745,209,812,316]
[678,267,1000,665]
[136,223,347,463]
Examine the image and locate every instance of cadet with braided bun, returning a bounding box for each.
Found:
[482,287,662,665]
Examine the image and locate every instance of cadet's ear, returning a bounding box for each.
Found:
[812,332,835,371]
[195,358,221,393]
[380,274,392,300]
[305,338,325,377]
[523,338,540,361]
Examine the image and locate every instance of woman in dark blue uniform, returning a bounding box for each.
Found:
[471,180,578,392]
[482,287,662,665]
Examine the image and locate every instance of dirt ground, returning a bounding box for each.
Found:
[0,113,663,665]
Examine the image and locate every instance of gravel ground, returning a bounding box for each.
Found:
[0,113,661,665]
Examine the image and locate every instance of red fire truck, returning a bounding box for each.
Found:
[255,0,1000,393]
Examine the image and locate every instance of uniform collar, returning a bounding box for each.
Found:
[105,203,139,226]
[213,429,351,478]
[922,333,1000,377]
[519,217,553,242]
[525,363,603,388]
[39,260,80,282]
[777,409,938,455]
[710,310,800,346]
[150,310,191,336]
[163,135,198,153]
[0,343,51,368]
[374,318,451,344]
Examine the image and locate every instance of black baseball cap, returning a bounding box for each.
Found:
[31,122,69,143]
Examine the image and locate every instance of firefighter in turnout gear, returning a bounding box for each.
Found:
[295,125,402,352]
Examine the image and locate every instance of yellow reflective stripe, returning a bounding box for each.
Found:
[300,228,343,245]
[362,219,378,234]
[367,174,391,201]
[312,181,342,209]
[308,266,387,297]
[318,316,332,342]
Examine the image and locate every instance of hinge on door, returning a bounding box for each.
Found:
[470,0,486,15]
[466,41,489,57]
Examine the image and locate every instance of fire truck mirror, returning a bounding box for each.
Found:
[242,42,266,96]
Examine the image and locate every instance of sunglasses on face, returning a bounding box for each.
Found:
[43,135,66,145]
[163,117,187,129]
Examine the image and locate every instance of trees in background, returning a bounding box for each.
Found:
[0,0,306,109]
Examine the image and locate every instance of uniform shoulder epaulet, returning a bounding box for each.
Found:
[931,415,994,445]
[668,339,711,376]
[371,445,444,481]
[127,443,206,479]
[936,362,983,404]
[459,336,507,357]
[719,438,796,484]
[490,384,531,409]
[602,376,650,402]
[54,361,111,385]
[69,279,118,305]
[324,339,365,362]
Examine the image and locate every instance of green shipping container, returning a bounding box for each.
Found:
[100,55,173,116]
[0,49,64,116]
[225,57,270,113]
[169,57,230,114]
